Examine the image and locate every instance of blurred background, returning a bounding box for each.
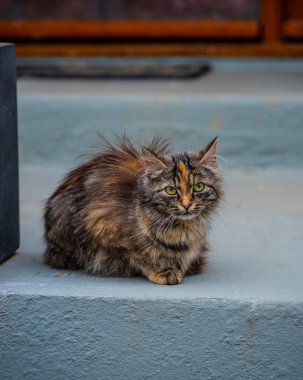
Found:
[0,0,303,58]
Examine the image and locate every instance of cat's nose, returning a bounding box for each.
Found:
[181,195,192,210]
[181,202,191,210]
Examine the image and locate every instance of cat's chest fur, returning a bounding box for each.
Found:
[137,210,204,251]
[140,218,206,271]
[155,220,203,249]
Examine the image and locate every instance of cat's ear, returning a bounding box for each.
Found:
[198,136,219,169]
[141,146,167,169]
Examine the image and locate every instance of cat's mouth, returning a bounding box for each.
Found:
[176,212,197,220]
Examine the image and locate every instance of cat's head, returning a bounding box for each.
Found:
[138,137,222,222]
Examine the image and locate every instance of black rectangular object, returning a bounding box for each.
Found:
[0,43,19,264]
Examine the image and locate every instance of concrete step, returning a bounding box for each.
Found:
[1,59,303,379]
[17,60,303,169]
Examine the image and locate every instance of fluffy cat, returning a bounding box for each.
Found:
[44,136,222,285]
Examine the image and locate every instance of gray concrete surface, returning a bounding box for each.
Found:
[1,166,302,303]
[1,59,303,379]
[17,59,303,169]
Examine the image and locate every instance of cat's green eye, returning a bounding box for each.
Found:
[193,182,205,192]
[165,186,177,196]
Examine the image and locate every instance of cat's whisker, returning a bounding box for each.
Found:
[197,214,211,231]
[137,213,171,239]
[161,214,176,237]
[157,214,174,235]
[216,154,227,166]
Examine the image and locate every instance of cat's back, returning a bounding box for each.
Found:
[45,147,144,225]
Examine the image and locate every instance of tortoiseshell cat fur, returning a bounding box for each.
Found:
[44,136,222,285]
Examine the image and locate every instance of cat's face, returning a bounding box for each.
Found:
[139,138,222,222]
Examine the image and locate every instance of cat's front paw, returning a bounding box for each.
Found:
[149,269,183,285]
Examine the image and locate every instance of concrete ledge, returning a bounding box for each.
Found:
[1,61,303,379]
[1,167,303,379]
[1,294,302,380]
[9,166,303,302]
